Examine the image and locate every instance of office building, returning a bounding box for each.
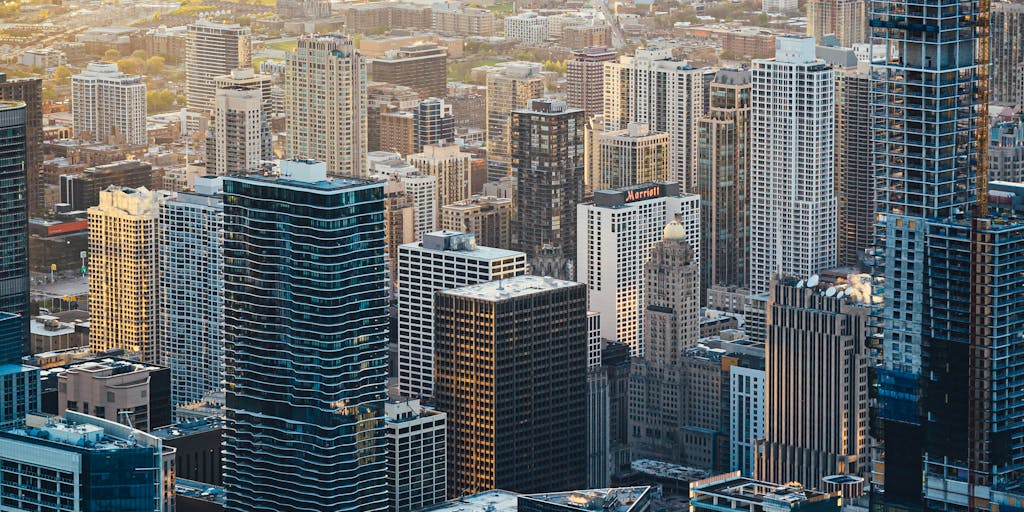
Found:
[440,195,513,249]
[206,87,269,175]
[87,186,162,363]
[834,68,872,268]
[71,62,146,146]
[503,12,549,43]
[566,47,616,119]
[0,102,28,343]
[698,68,751,293]
[407,143,472,212]
[0,411,176,512]
[576,182,700,356]
[993,2,1024,106]
[285,34,367,176]
[185,20,251,110]
[385,399,447,512]
[628,215,701,462]
[596,122,670,192]
[749,37,835,295]
[435,275,588,496]
[213,67,274,115]
[729,343,766,478]
[57,358,172,432]
[159,177,224,409]
[485,62,544,181]
[222,160,388,512]
[603,341,632,479]
[60,160,154,211]
[369,44,447,99]
[0,312,38,431]
[396,231,527,398]
[756,274,871,487]
[604,48,706,192]
[0,74,42,213]
[807,0,868,47]
[689,473,841,511]
[511,99,585,265]
[413,98,455,153]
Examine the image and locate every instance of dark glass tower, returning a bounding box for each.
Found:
[222,160,389,512]
[412,97,455,154]
[0,101,28,345]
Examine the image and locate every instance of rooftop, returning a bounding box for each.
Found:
[403,231,524,261]
[151,417,224,439]
[631,459,710,481]
[442,275,580,302]
[520,487,653,512]
[691,474,839,509]
[420,490,519,512]
[176,479,227,505]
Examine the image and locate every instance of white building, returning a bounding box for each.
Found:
[370,153,438,241]
[407,143,472,214]
[206,87,267,175]
[503,12,549,43]
[749,37,836,294]
[159,177,224,410]
[729,364,765,477]
[385,399,447,512]
[763,0,798,13]
[397,231,527,398]
[576,182,700,356]
[604,49,707,193]
[71,62,147,146]
[185,20,251,110]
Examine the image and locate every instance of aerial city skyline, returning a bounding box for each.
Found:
[0,0,1021,510]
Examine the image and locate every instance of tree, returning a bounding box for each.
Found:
[131,49,149,60]
[147,88,177,113]
[756,12,769,26]
[42,83,57,102]
[53,65,72,85]
[103,49,121,61]
[146,56,165,75]
[116,57,143,75]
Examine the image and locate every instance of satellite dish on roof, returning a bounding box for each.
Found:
[836,290,845,299]
[807,274,820,287]
[826,287,838,297]
[796,280,805,289]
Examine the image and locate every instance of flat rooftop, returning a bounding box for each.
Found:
[151,417,224,439]
[693,476,833,505]
[230,173,379,193]
[442,275,580,302]
[521,487,652,512]
[419,490,519,512]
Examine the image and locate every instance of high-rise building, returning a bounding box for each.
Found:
[0,411,176,512]
[222,160,388,512]
[992,2,1024,106]
[57,358,171,432]
[485,62,544,181]
[807,0,868,47]
[763,0,798,13]
[510,99,585,266]
[566,47,616,119]
[59,160,153,211]
[440,195,513,249]
[71,62,146,146]
[698,68,751,294]
[834,68,873,268]
[871,0,979,503]
[727,339,765,477]
[434,275,588,496]
[577,182,700,356]
[382,178,416,286]
[213,67,274,115]
[87,186,162,363]
[990,110,1024,182]
[407,143,472,213]
[603,341,632,479]
[749,37,836,295]
[0,311,38,431]
[385,399,447,512]
[0,74,42,213]
[595,122,670,191]
[413,98,455,153]
[206,87,269,175]
[369,157,437,241]
[503,12,549,43]
[380,111,415,156]
[159,177,223,409]
[369,44,448,99]
[628,216,701,461]
[185,20,251,110]
[756,274,872,487]
[396,231,527,398]
[586,312,609,488]
[285,34,367,176]
[604,48,706,192]
[0,101,29,344]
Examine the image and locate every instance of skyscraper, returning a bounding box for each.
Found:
[384,399,447,512]
[396,231,527,398]
[628,216,700,461]
[407,143,471,212]
[159,176,224,409]
[756,274,872,487]
[185,20,252,110]
[222,160,388,512]
[698,68,752,293]
[71,62,147,146]
[604,48,706,192]
[566,47,616,119]
[834,67,873,268]
[577,182,700,356]
[213,67,274,115]
[0,312,38,431]
[595,122,670,191]
[485,62,544,181]
[412,98,455,154]
[992,2,1024,106]
[0,101,28,343]
[369,44,448,99]
[285,34,367,176]
[434,275,588,496]
[749,37,836,295]
[206,87,269,175]
[806,0,868,47]
[369,159,437,241]
[510,99,585,266]
[87,186,162,363]
[0,74,42,213]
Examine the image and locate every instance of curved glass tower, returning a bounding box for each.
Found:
[222,160,389,512]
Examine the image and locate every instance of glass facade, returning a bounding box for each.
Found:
[222,174,389,512]
[0,102,28,344]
